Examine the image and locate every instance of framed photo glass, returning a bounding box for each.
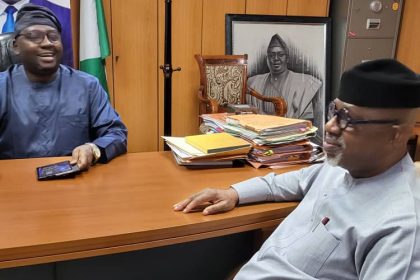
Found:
[226,14,331,145]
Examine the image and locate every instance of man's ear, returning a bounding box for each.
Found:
[391,124,413,144]
[12,39,20,55]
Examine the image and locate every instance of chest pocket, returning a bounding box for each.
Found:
[57,114,89,153]
[59,115,88,127]
[259,223,340,277]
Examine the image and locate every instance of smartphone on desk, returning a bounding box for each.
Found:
[36,160,80,180]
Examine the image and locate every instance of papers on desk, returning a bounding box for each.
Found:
[224,124,318,145]
[226,114,312,135]
[198,113,324,168]
[247,141,325,169]
[201,113,318,145]
[200,113,228,133]
[162,135,250,168]
[170,151,245,168]
[249,140,313,164]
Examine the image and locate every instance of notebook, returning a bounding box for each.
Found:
[185,132,251,154]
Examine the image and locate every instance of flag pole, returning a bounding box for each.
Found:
[160,0,181,147]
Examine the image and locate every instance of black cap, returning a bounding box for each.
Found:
[15,3,62,35]
[338,59,420,108]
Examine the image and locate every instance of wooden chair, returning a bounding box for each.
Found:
[0,32,19,72]
[195,54,287,116]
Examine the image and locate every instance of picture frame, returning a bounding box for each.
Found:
[226,14,331,145]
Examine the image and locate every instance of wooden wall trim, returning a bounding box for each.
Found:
[70,0,79,68]
[396,0,420,72]
[286,0,330,16]
[246,0,287,15]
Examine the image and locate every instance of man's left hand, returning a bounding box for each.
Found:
[70,144,94,170]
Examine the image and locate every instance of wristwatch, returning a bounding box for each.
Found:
[86,143,101,164]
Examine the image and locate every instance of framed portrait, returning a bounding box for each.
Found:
[226,14,331,145]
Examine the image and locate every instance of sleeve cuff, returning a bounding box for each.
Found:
[231,177,270,205]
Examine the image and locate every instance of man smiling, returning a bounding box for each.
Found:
[175,59,420,279]
[0,4,127,169]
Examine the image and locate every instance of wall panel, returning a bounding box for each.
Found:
[158,0,165,149]
[396,0,420,72]
[246,0,287,15]
[202,0,246,55]
[170,0,203,137]
[287,0,330,16]
[111,0,158,152]
[108,0,331,152]
[70,0,79,68]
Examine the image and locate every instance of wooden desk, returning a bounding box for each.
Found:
[0,152,299,269]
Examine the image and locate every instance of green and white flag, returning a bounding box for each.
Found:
[79,0,110,93]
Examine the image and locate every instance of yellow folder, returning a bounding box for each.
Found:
[185,133,251,154]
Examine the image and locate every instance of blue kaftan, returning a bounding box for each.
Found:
[0,64,127,161]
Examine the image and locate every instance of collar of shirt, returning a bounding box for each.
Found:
[0,0,29,16]
[350,153,414,185]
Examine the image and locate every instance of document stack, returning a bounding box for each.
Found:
[162,132,252,168]
[200,113,324,168]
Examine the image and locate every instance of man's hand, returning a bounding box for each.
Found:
[173,188,239,215]
[70,144,94,170]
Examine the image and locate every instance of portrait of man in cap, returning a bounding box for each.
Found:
[247,34,322,123]
[230,18,329,144]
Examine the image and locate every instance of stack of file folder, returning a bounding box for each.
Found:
[163,132,251,168]
[200,113,324,168]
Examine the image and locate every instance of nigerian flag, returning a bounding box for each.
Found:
[79,0,110,93]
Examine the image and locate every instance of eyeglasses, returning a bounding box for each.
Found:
[16,30,61,44]
[327,102,398,130]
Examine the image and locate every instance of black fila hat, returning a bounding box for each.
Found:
[338,59,420,108]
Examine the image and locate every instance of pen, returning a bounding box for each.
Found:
[312,216,330,232]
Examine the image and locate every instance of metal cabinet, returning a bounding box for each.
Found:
[331,0,403,96]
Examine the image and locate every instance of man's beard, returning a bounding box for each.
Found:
[326,134,345,167]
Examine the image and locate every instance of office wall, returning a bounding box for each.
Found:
[396,0,420,159]
[396,0,420,72]
[110,0,159,152]
[100,0,330,152]
[70,0,420,153]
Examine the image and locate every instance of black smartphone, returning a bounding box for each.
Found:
[36,160,80,180]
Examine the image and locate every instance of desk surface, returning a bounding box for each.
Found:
[0,152,300,268]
